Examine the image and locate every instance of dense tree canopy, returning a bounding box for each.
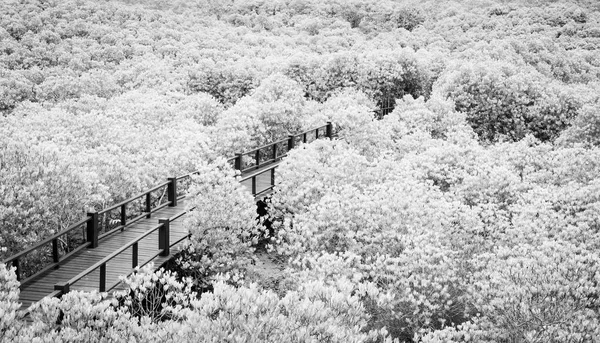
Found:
[2,0,600,341]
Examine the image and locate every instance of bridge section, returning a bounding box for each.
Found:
[2,123,332,314]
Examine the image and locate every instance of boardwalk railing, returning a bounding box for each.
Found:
[2,122,333,288]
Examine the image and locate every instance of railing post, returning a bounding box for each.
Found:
[255,149,260,167]
[252,176,257,195]
[120,204,126,228]
[132,242,138,269]
[145,193,152,218]
[272,143,278,160]
[54,281,70,295]
[315,128,319,139]
[52,238,59,264]
[158,218,170,257]
[234,153,243,171]
[271,167,275,187]
[326,122,333,138]
[99,263,106,292]
[303,132,307,143]
[13,258,20,282]
[167,177,177,207]
[287,134,295,152]
[86,212,98,248]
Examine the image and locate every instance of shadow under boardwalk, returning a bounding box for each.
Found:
[18,202,189,312]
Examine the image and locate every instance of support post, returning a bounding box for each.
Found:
[132,242,138,269]
[145,193,152,218]
[255,149,260,167]
[271,167,275,186]
[13,258,20,282]
[303,132,307,143]
[315,128,319,139]
[167,177,177,207]
[272,143,278,160]
[326,122,333,138]
[120,204,126,228]
[158,218,170,257]
[52,238,59,264]
[86,212,99,248]
[252,176,257,195]
[99,263,106,292]
[287,134,295,152]
[234,153,243,171]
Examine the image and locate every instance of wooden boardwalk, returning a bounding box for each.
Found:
[17,165,276,312]
[6,123,333,315]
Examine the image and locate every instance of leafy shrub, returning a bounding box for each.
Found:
[176,280,391,343]
[215,73,309,155]
[114,264,196,322]
[0,264,22,342]
[434,60,582,142]
[557,103,600,147]
[176,158,260,289]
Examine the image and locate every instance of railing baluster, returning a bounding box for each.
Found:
[100,263,106,292]
[326,122,333,138]
[252,175,257,195]
[120,204,126,228]
[167,177,177,207]
[255,149,260,167]
[52,238,59,264]
[272,143,277,160]
[303,133,307,143]
[87,212,99,248]
[158,219,170,256]
[132,242,138,269]
[145,193,151,218]
[316,128,319,139]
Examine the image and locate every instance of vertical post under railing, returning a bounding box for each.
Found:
[132,242,138,269]
[252,176,257,195]
[99,263,106,292]
[54,281,70,295]
[316,128,319,139]
[52,238,59,264]
[158,218,170,256]
[271,167,275,187]
[234,153,243,171]
[167,177,177,207]
[272,143,277,160]
[326,122,333,138]
[145,193,152,218]
[255,149,260,167]
[287,135,295,153]
[13,258,20,282]
[120,204,126,228]
[87,212,98,248]
[303,132,307,143]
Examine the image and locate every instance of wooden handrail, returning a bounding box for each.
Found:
[98,181,170,215]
